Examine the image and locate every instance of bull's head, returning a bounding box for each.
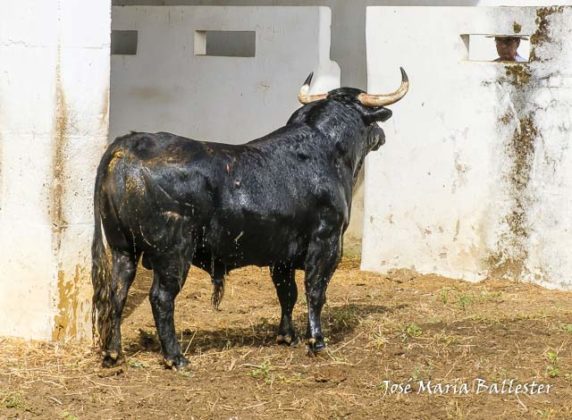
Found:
[297,68,409,152]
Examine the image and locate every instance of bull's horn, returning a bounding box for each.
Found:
[297,72,328,104]
[358,67,409,107]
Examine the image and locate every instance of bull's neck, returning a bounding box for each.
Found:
[319,115,369,184]
[283,101,370,189]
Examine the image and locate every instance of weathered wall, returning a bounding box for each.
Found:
[362,6,572,289]
[110,6,339,143]
[0,0,111,339]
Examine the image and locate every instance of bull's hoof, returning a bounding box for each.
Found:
[102,351,123,368]
[276,334,299,346]
[306,337,326,356]
[164,354,189,371]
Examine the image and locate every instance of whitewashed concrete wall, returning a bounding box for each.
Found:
[110,6,340,143]
[362,6,572,289]
[0,1,111,339]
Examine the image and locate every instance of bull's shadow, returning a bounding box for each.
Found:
[122,302,407,356]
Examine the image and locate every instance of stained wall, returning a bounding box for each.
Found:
[362,6,572,289]
[0,0,111,339]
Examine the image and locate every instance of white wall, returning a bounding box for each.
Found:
[362,6,572,289]
[0,0,111,339]
[110,6,340,143]
[114,0,486,90]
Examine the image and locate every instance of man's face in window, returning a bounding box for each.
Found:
[495,37,520,61]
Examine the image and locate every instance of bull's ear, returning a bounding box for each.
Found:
[362,107,392,124]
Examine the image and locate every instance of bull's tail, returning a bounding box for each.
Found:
[91,169,113,351]
[211,277,225,310]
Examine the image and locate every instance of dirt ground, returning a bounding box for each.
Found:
[2,257,572,419]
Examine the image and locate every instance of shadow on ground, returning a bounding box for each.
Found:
[122,302,405,356]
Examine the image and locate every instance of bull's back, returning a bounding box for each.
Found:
[97,131,342,268]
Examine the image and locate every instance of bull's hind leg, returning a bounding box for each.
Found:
[103,250,138,367]
[304,228,342,355]
[149,254,191,370]
[271,263,298,345]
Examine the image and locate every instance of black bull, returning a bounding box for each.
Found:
[92,70,409,369]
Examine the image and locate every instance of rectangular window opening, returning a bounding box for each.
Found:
[461,34,530,63]
[111,30,138,55]
[194,30,256,57]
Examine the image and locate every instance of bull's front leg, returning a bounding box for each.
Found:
[304,226,342,355]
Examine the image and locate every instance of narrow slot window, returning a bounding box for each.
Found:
[111,30,138,55]
[194,30,256,57]
[461,34,530,63]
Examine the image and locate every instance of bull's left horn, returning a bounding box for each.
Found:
[298,72,328,104]
[358,67,409,107]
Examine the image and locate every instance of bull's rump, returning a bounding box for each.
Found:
[97,132,327,267]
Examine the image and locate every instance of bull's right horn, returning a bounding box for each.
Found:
[297,72,328,104]
[358,67,409,107]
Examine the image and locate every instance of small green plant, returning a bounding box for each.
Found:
[2,392,28,411]
[546,350,560,378]
[410,363,432,381]
[127,359,147,369]
[536,408,556,419]
[61,412,78,420]
[458,294,473,311]
[404,323,422,338]
[562,324,572,334]
[439,288,449,304]
[547,351,558,364]
[250,361,272,384]
[547,366,560,378]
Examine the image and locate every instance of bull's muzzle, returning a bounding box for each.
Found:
[369,124,386,151]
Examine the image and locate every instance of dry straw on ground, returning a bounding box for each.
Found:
[1,256,572,419]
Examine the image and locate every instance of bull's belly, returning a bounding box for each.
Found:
[123,199,311,269]
[198,220,309,268]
